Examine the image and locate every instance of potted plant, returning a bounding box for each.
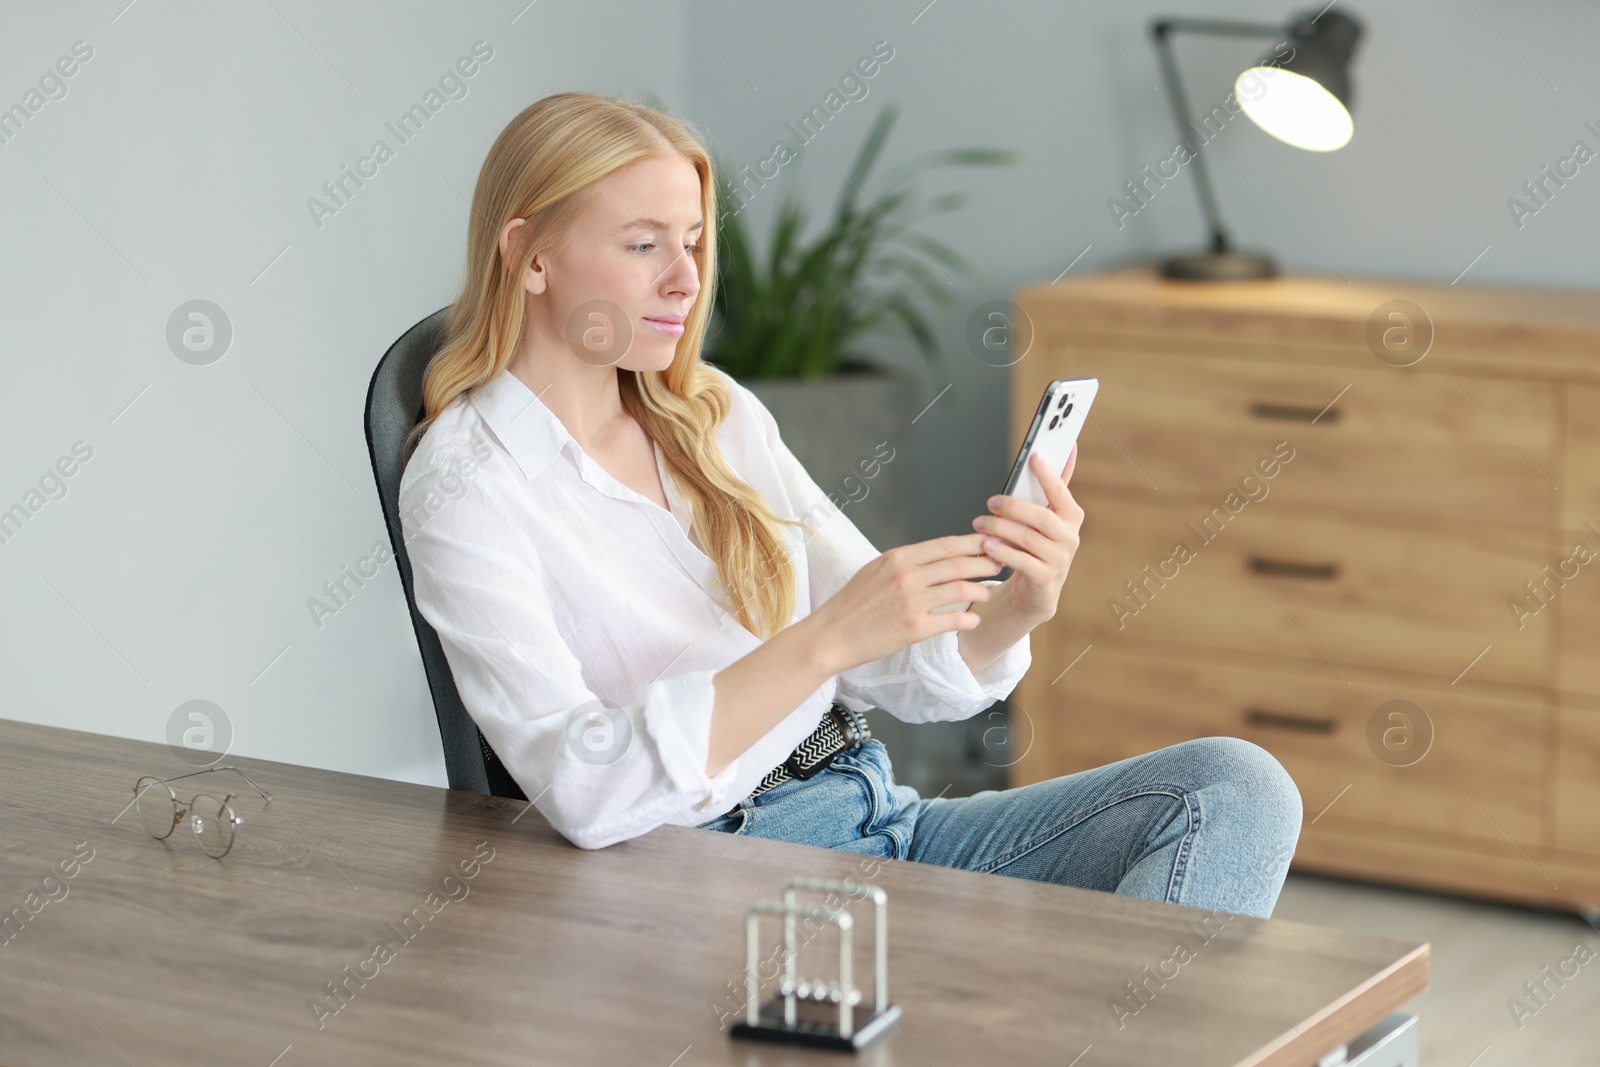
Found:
[705,102,1017,551]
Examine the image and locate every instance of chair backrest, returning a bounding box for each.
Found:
[363,308,527,801]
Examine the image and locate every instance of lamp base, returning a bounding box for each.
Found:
[1158,251,1278,281]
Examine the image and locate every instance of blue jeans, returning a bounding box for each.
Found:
[698,735,1303,919]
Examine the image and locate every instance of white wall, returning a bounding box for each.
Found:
[3,0,1594,785]
[679,0,1600,543]
[0,1,688,783]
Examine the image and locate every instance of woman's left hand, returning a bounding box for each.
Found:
[972,444,1084,625]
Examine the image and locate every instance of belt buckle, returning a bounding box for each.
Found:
[782,706,859,781]
[782,748,836,781]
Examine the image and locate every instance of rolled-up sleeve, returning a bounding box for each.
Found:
[403,470,743,849]
[733,376,1032,724]
[840,583,1032,724]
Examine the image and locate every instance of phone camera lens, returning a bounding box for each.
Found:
[1063,402,1073,417]
[1048,414,1060,430]
[1056,394,1069,409]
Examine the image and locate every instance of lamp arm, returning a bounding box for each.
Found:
[1152,17,1288,41]
[1149,18,1289,255]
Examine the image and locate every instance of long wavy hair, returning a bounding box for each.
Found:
[408,92,823,640]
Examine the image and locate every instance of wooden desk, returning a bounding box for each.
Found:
[0,718,1428,1066]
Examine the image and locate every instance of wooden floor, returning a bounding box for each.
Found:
[1274,874,1600,1067]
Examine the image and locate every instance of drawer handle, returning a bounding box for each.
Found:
[1247,556,1340,580]
[1243,708,1338,734]
[1250,401,1340,424]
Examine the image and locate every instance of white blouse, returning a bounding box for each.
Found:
[398,362,1031,849]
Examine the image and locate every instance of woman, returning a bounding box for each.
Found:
[399,92,1302,920]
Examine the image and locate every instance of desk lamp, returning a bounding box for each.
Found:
[1150,9,1364,280]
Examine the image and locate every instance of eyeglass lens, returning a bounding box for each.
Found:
[134,776,178,840]
[189,794,235,857]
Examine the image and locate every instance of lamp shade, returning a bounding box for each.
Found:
[1236,10,1363,151]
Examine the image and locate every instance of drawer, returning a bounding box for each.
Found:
[1557,706,1600,857]
[1034,345,1556,530]
[1014,643,1545,846]
[1055,488,1552,689]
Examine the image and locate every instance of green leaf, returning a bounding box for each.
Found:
[702,104,1015,381]
[832,102,899,230]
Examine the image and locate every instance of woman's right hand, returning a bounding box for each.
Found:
[805,533,1002,674]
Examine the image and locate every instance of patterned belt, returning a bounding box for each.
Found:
[727,702,871,816]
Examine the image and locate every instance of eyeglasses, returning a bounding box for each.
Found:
[132,766,274,858]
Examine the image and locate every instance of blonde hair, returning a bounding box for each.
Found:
[409,91,822,639]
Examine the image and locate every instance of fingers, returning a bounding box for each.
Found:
[927,552,1004,585]
[995,456,1083,529]
[974,511,1045,559]
[1028,449,1079,513]
[978,531,1042,578]
[926,578,997,611]
[930,608,984,632]
[899,532,991,566]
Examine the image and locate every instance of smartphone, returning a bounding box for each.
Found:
[934,377,1098,615]
[1001,377,1098,508]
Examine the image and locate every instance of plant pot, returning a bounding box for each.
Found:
[743,368,1013,800]
[740,369,918,555]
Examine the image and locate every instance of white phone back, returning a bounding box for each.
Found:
[1009,378,1098,508]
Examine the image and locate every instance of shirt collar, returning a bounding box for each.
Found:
[468,366,570,482]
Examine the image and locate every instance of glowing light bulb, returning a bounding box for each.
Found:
[1235,67,1353,151]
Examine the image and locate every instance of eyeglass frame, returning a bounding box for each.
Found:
[131,765,274,858]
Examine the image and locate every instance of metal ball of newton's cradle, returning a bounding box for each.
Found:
[730,877,902,1051]
[782,978,858,1004]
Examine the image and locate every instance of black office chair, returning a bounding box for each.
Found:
[364,307,528,801]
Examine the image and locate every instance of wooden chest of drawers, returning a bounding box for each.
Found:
[1009,267,1600,912]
